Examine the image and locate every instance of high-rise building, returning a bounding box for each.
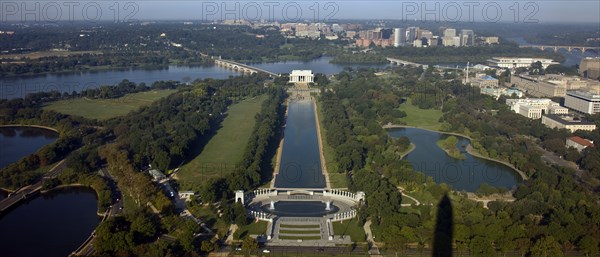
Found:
[380,28,392,39]
[393,28,404,47]
[366,29,382,40]
[406,27,418,44]
[419,30,433,41]
[443,28,456,38]
[460,29,474,46]
[428,36,439,46]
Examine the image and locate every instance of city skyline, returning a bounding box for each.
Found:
[1,1,599,23]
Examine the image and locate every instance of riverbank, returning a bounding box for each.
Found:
[383,124,528,181]
[0,124,59,133]
[399,143,416,159]
[41,184,106,216]
[312,97,331,189]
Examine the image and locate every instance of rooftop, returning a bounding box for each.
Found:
[567,90,600,100]
[544,114,596,125]
[290,70,314,75]
[568,136,595,147]
[480,75,497,81]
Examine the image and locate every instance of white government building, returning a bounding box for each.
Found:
[487,57,558,69]
[289,70,314,83]
[506,98,568,119]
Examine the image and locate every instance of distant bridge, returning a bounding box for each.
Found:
[519,44,600,53]
[213,58,279,77]
[386,57,429,69]
[0,160,66,214]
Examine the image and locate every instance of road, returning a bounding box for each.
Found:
[99,167,124,216]
[223,245,367,256]
[0,160,67,213]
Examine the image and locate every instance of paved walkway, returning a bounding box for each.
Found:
[225,224,237,244]
[397,187,422,206]
[363,220,380,255]
[312,98,331,189]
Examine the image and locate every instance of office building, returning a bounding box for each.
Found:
[488,57,559,69]
[511,74,567,97]
[542,115,597,132]
[468,74,499,88]
[406,27,418,44]
[580,57,600,80]
[506,98,568,119]
[460,29,474,46]
[565,90,600,114]
[443,28,456,37]
[393,28,404,47]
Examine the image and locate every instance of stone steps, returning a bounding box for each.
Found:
[277,222,324,240]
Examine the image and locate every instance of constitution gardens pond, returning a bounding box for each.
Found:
[388,127,523,192]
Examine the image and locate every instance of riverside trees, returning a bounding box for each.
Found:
[320,67,600,256]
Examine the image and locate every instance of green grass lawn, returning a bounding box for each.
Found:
[329,173,349,189]
[279,235,322,240]
[234,220,268,239]
[316,100,348,188]
[43,89,176,120]
[280,224,321,229]
[279,229,321,234]
[397,98,443,130]
[332,219,367,242]
[177,95,267,186]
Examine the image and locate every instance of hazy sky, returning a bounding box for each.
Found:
[1,1,599,23]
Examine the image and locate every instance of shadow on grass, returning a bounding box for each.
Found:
[433,193,453,257]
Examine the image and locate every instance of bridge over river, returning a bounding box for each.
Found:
[519,44,600,53]
[0,160,66,214]
[213,58,280,77]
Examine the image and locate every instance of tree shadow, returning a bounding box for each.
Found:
[433,193,453,257]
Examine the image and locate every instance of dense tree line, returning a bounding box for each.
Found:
[425,74,599,255]
[90,207,203,257]
[321,67,600,256]
[379,42,564,64]
[0,52,178,77]
[107,75,269,173]
[198,87,286,203]
[1,23,340,66]
[0,103,100,188]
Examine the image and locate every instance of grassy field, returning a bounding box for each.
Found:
[187,204,230,238]
[279,229,321,234]
[397,98,443,130]
[3,50,102,60]
[329,173,349,189]
[177,95,267,186]
[279,235,322,240]
[316,100,348,188]
[43,89,176,120]
[332,219,367,242]
[280,224,321,229]
[234,220,268,239]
